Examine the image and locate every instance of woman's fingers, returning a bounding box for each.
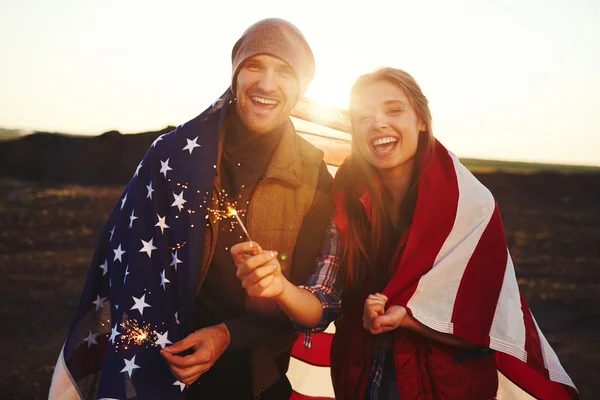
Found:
[247,274,276,297]
[235,250,278,278]
[366,293,388,304]
[230,241,263,263]
[245,250,279,270]
[363,293,390,331]
[365,297,387,315]
[373,292,388,302]
[241,260,280,289]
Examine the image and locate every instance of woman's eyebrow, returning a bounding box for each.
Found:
[383,99,406,107]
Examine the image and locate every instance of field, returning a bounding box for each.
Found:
[0,169,599,399]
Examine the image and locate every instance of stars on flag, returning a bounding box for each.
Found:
[99,259,108,276]
[151,134,164,148]
[160,159,173,178]
[173,380,186,392]
[170,251,182,271]
[182,136,201,154]
[121,193,128,210]
[171,191,186,211]
[120,355,141,378]
[84,331,98,348]
[155,331,172,349]
[139,238,157,258]
[109,323,121,344]
[130,294,151,316]
[93,294,107,311]
[123,264,130,284]
[146,181,154,200]
[59,98,229,397]
[134,162,143,178]
[155,214,169,234]
[160,270,170,290]
[129,209,138,229]
[113,244,126,262]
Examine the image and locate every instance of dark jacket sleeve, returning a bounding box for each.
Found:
[225,162,334,350]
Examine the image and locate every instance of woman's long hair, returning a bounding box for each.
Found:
[338,68,435,290]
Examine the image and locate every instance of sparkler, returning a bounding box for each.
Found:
[120,319,158,347]
[205,186,252,244]
[226,205,253,242]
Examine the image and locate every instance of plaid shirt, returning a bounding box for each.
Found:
[295,219,389,400]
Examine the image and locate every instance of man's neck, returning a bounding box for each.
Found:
[230,108,287,139]
[225,109,285,153]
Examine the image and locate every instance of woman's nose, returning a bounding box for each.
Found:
[372,113,388,130]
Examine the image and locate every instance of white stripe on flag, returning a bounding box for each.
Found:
[48,345,82,400]
[324,322,336,334]
[407,152,495,332]
[489,254,527,362]
[532,314,576,387]
[497,371,536,400]
[287,357,335,398]
[288,323,336,398]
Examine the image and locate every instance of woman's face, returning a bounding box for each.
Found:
[351,80,425,173]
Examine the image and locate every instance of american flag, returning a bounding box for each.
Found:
[286,141,579,399]
[49,92,227,399]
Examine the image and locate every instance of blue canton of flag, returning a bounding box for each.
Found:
[50,91,232,399]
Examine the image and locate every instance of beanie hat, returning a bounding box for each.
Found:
[231,18,315,97]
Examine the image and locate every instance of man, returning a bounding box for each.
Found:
[49,18,333,400]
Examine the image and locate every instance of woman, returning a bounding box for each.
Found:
[231,68,578,399]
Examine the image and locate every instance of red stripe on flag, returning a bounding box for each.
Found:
[66,336,108,381]
[497,353,578,400]
[385,141,459,306]
[451,206,508,346]
[521,294,549,377]
[291,333,333,367]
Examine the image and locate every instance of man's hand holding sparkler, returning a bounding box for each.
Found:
[160,323,230,386]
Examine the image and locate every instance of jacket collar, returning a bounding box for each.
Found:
[217,104,304,188]
[263,119,304,187]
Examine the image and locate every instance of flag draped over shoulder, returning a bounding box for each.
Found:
[288,330,336,399]
[287,140,578,400]
[49,91,230,400]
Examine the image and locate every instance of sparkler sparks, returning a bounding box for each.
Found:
[205,187,253,246]
[226,205,252,242]
[206,203,252,242]
[120,319,158,347]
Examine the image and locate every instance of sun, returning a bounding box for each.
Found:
[304,69,354,110]
[292,66,357,134]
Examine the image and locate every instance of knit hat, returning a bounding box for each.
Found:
[231,18,315,97]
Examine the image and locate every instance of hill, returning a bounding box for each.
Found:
[1,124,598,185]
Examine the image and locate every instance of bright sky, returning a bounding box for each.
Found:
[1,0,599,166]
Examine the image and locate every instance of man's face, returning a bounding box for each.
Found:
[234,54,300,135]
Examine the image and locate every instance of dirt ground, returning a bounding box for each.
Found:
[0,173,598,399]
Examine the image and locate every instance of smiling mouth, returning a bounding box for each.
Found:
[371,136,399,155]
[250,96,279,111]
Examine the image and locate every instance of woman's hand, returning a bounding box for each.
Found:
[363,293,408,334]
[230,241,286,298]
[231,241,328,328]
